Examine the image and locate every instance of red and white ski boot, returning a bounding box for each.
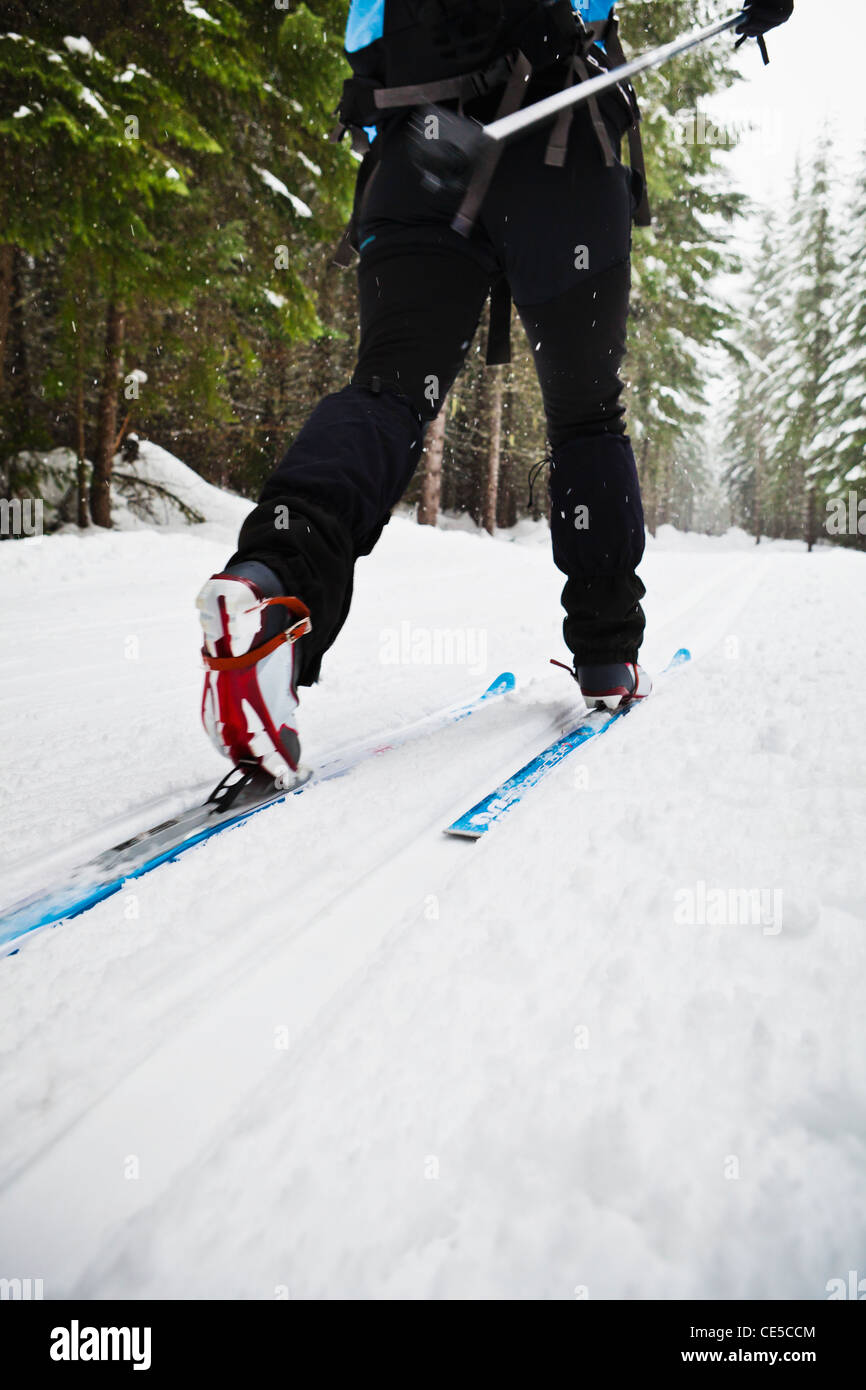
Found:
[197,562,311,784]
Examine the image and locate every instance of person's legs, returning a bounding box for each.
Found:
[480,105,647,666]
[199,117,499,778]
[226,384,421,687]
[518,264,646,664]
[227,122,497,685]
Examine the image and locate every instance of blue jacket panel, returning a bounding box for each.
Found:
[574,0,616,25]
[346,0,385,52]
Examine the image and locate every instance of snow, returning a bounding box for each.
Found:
[12,106,31,118]
[63,36,94,57]
[182,0,219,23]
[264,289,287,308]
[5,442,250,537]
[0,461,864,1299]
[253,166,312,218]
[78,87,109,120]
[110,439,252,533]
[116,64,150,84]
[296,151,322,177]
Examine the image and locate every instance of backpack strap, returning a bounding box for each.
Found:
[538,6,610,168]
[453,49,536,367]
[544,57,579,168]
[571,49,617,168]
[332,51,517,137]
[451,50,533,238]
[625,119,651,227]
[590,13,652,226]
[371,54,516,112]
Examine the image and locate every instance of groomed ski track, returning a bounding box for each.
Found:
[1,516,864,1299]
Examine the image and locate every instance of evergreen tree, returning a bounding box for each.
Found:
[620,0,745,529]
[813,142,866,543]
[723,214,791,540]
[0,2,355,518]
[777,145,839,541]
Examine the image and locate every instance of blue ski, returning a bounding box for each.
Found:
[444,649,691,839]
[1,672,515,951]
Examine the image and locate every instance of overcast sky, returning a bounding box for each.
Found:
[708,0,865,214]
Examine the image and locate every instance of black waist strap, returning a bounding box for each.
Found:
[372,54,517,111]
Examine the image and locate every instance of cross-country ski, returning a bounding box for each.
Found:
[0,670,515,949]
[445,648,691,838]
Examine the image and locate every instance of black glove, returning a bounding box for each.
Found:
[407,105,490,206]
[735,2,794,39]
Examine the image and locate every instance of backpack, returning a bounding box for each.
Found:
[335,1,645,202]
[344,0,583,89]
[337,1,611,132]
[332,2,650,361]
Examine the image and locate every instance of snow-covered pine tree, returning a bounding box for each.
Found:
[723,214,791,541]
[620,0,745,529]
[771,144,839,542]
[813,142,866,546]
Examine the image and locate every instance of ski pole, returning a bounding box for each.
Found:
[409,11,751,232]
[486,11,745,146]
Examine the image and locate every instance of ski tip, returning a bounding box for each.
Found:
[485,672,516,697]
[670,647,691,667]
[443,824,485,841]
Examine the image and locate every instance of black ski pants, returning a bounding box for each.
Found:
[229,102,647,684]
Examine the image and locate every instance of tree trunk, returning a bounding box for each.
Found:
[499,374,517,528]
[805,483,816,554]
[483,365,504,534]
[76,323,89,528]
[90,295,125,528]
[754,437,764,544]
[8,248,32,444]
[417,401,447,527]
[0,243,13,395]
[658,450,672,528]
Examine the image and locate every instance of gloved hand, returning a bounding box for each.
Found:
[735,2,794,39]
[407,105,491,207]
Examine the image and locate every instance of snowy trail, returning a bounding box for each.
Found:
[1,514,864,1299]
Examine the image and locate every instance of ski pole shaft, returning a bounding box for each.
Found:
[485,11,744,145]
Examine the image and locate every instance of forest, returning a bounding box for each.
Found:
[1,0,863,545]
